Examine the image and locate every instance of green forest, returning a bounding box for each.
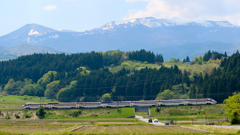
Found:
[0,49,238,103]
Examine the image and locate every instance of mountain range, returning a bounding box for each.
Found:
[1,17,240,60]
[0,44,65,61]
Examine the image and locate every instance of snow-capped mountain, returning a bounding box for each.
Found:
[90,17,238,32]
[0,17,240,59]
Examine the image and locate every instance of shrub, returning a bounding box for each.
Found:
[15,114,20,119]
[70,110,82,117]
[25,112,32,118]
[117,108,122,113]
[155,107,160,113]
[5,113,10,119]
[36,106,45,118]
[90,114,98,117]
[25,114,31,118]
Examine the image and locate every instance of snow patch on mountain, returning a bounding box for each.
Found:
[28,29,40,35]
[200,21,236,27]
[49,34,60,38]
[115,19,136,25]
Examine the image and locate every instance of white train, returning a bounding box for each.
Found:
[21,98,217,109]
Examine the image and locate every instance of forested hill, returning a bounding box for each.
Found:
[0,49,239,103]
[0,52,103,84]
[195,51,240,103]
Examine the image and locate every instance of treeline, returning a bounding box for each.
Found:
[103,50,125,66]
[0,52,103,84]
[189,51,240,103]
[1,65,189,102]
[203,50,227,61]
[58,65,187,102]
[128,49,164,63]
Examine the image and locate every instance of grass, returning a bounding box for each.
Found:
[44,108,134,119]
[108,60,162,73]
[0,95,59,110]
[149,104,226,120]
[0,108,135,120]
[108,60,220,76]
[163,61,219,75]
[183,125,239,134]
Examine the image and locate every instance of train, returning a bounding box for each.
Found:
[21,98,217,109]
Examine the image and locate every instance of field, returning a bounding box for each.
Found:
[183,125,239,134]
[0,125,71,133]
[0,94,234,135]
[0,119,216,135]
[108,60,219,75]
[74,125,207,133]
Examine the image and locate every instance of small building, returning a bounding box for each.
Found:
[123,56,129,60]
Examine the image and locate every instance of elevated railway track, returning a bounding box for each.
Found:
[21,98,217,109]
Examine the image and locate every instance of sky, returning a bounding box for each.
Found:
[0,0,240,36]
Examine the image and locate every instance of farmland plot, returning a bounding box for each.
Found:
[75,125,207,133]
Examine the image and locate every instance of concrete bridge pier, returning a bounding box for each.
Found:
[134,106,151,118]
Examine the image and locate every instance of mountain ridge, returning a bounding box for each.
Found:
[0,17,240,60]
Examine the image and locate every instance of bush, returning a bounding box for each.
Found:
[71,110,82,117]
[231,117,240,124]
[25,114,31,118]
[36,106,45,118]
[70,110,81,117]
[155,107,160,113]
[25,112,32,118]
[5,113,10,119]
[117,108,122,113]
[15,114,20,119]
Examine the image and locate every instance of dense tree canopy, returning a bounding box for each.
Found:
[128,49,164,63]
[0,52,103,84]
[224,93,240,124]
[203,50,227,61]
[190,51,240,103]
[0,49,239,103]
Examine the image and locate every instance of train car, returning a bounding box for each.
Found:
[133,100,157,107]
[21,98,217,109]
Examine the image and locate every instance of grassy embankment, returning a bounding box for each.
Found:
[136,104,226,122]
[0,95,135,120]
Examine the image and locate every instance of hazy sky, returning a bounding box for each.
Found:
[1,0,240,36]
